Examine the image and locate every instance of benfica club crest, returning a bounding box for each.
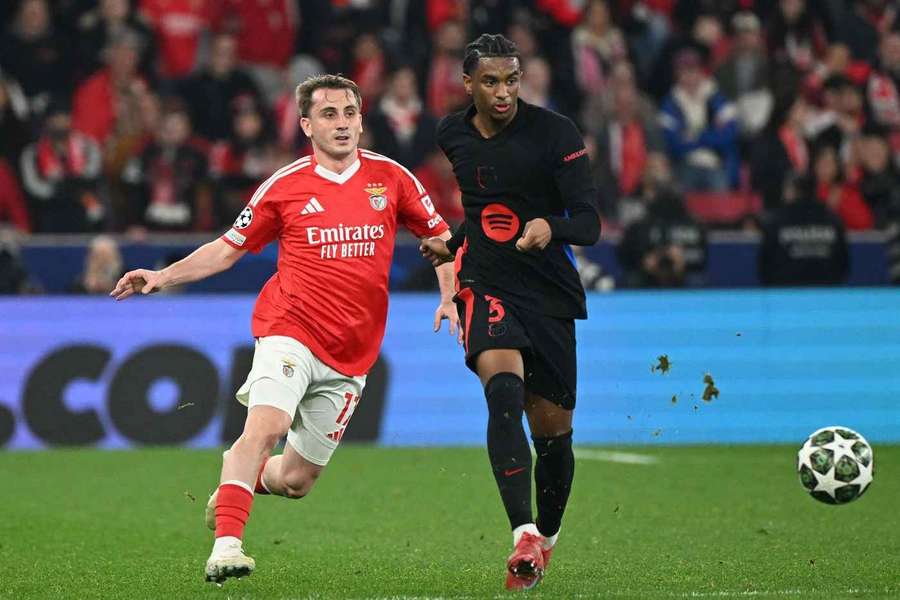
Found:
[365,184,388,211]
[281,358,296,378]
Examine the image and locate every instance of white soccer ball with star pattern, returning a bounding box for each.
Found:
[797,426,873,504]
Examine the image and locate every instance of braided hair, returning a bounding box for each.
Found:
[463,34,520,75]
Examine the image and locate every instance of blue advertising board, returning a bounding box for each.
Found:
[1,290,897,449]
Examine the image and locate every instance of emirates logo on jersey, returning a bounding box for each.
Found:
[365,184,388,211]
[481,203,520,243]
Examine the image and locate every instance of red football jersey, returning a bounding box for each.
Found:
[221,149,449,375]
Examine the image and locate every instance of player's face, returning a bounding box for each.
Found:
[300,88,363,161]
[464,57,521,124]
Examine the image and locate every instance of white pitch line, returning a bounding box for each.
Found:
[573,449,660,465]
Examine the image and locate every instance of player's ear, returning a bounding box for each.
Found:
[300,116,311,137]
[463,73,472,96]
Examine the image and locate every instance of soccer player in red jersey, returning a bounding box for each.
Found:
[110,75,456,583]
[421,34,601,590]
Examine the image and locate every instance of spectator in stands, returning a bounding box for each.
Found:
[0,0,73,113]
[209,96,280,221]
[367,66,438,171]
[71,29,147,145]
[518,56,559,111]
[413,150,463,227]
[759,172,849,286]
[273,55,324,153]
[20,101,104,232]
[427,20,468,117]
[571,0,628,99]
[0,71,30,164]
[660,48,739,191]
[587,62,664,217]
[70,235,125,294]
[218,0,297,101]
[618,186,707,288]
[139,0,218,79]
[866,30,900,152]
[751,93,811,210]
[767,0,828,74]
[811,142,873,230]
[838,0,896,65]
[76,0,156,81]
[0,159,30,232]
[806,74,863,157]
[616,0,673,83]
[618,151,677,227]
[351,32,387,108]
[716,11,773,139]
[178,32,265,143]
[0,226,31,294]
[104,88,162,230]
[122,99,211,231]
[857,125,900,228]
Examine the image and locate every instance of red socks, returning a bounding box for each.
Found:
[215,482,254,539]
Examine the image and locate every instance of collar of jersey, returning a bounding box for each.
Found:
[312,153,361,185]
[465,98,526,140]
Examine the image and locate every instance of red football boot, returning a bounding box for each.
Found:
[504,532,546,591]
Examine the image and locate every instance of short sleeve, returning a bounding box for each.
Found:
[396,166,450,239]
[220,182,282,253]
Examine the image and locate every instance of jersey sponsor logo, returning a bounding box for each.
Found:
[233,206,253,229]
[225,229,246,246]
[420,195,435,216]
[365,184,388,211]
[300,197,325,215]
[563,147,588,162]
[480,203,520,243]
[427,215,444,229]
[306,223,386,260]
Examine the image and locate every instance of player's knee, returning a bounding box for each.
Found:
[484,372,525,420]
[282,469,319,499]
[533,429,573,455]
[238,428,284,455]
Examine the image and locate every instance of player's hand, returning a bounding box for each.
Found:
[433,300,463,344]
[109,269,164,301]
[515,218,552,252]
[419,237,454,266]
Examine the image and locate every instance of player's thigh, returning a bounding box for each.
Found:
[236,336,315,420]
[285,364,366,468]
[475,349,525,385]
[455,287,530,384]
[524,391,573,437]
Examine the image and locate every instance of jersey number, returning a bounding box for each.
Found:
[327,391,360,443]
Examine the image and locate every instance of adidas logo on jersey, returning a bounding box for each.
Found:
[301,197,325,215]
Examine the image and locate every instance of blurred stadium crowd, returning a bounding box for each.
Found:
[1,0,899,293]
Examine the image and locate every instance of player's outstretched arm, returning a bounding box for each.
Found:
[110,238,246,300]
[427,229,462,343]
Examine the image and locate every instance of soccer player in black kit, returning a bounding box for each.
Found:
[420,34,600,591]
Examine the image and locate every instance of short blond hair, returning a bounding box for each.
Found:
[295,74,362,118]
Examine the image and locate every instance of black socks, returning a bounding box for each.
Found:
[484,372,533,529]
[533,429,574,538]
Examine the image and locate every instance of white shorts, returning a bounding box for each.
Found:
[236,336,366,466]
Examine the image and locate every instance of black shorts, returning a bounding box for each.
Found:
[454,287,577,409]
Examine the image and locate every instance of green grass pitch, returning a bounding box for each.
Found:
[1,445,898,599]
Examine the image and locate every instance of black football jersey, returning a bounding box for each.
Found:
[437,99,599,319]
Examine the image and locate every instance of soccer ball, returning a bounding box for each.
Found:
[797,426,873,504]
